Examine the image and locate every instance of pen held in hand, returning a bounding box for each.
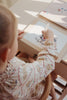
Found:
[45,23,49,31]
[42,23,50,39]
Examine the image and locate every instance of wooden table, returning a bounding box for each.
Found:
[10,0,67,79]
[10,0,52,30]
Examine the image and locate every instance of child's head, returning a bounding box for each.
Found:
[0,5,18,70]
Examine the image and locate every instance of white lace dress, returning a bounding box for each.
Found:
[0,41,57,100]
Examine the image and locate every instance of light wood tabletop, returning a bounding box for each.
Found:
[10,0,52,30]
[10,0,67,78]
[10,0,67,63]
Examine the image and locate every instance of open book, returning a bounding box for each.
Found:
[19,20,67,62]
[39,0,67,29]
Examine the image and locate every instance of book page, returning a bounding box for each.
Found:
[24,21,67,57]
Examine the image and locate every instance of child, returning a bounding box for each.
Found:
[0,5,57,100]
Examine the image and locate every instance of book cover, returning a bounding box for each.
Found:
[39,0,67,29]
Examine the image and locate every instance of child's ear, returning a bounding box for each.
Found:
[0,48,9,62]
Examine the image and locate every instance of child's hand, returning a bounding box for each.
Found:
[17,53,29,58]
[28,57,35,63]
[18,30,24,40]
[42,29,54,42]
[17,53,35,63]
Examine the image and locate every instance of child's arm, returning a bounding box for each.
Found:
[18,30,24,40]
[3,29,57,99]
[12,30,57,97]
[19,29,57,82]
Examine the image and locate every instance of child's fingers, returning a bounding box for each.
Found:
[42,29,53,35]
[18,31,24,40]
[18,31,24,35]
[17,53,29,58]
[18,35,23,40]
[42,30,48,39]
[42,29,54,40]
[42,30,47,34]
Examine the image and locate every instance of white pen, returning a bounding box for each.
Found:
[45,23,49,31]
[42,23,49,40]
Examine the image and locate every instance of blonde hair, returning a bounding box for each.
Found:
[0,4,17,53]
